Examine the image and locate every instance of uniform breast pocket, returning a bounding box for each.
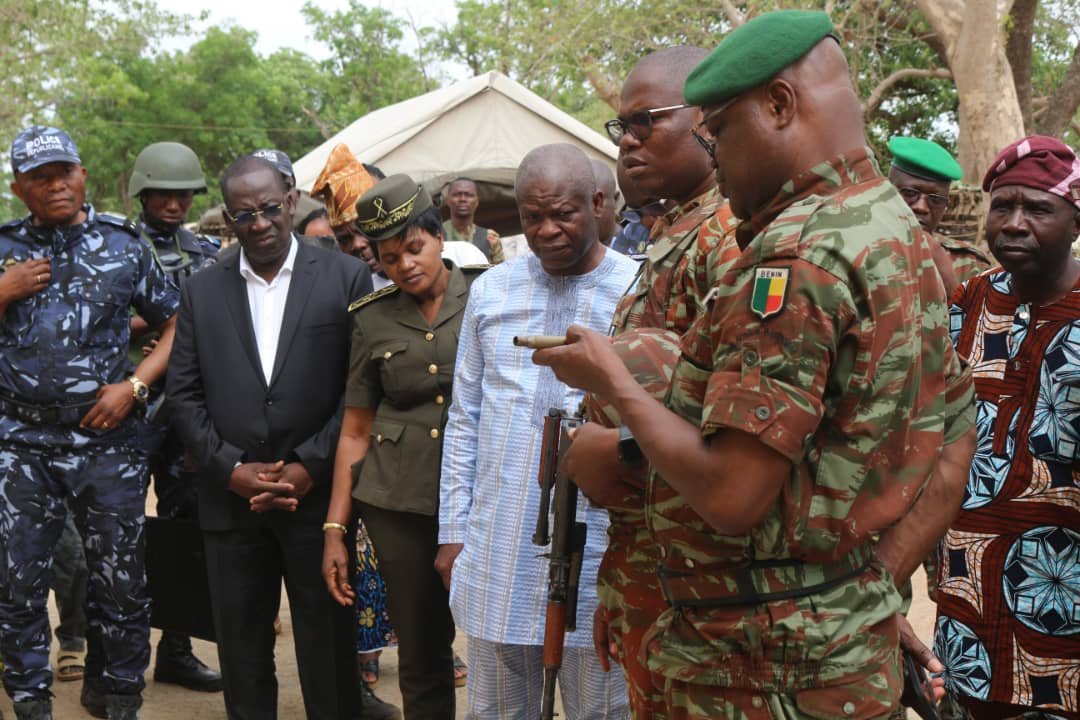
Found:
[367,417,405,483]
[372,340,410,392]
[76,288,126,348]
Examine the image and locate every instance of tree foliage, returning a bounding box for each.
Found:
[2,0,1078,217]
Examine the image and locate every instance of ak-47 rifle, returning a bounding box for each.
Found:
[532,407,586,720]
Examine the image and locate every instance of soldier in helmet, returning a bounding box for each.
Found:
[126,141,224,696]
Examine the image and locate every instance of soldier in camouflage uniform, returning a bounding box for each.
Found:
[0,126,179,720]
[535,12,976,719]
[126,142,224,695]
[568,46,737,719]
[887,136,994,297]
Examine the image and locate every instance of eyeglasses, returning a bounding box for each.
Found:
[604,104,693,144]
[897,186,949,210]
[224,201,286,227]
[691,122,716,157]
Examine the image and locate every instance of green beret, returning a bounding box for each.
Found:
[887,136,962,183]
[685,10,835,107]
[355,174,433,242]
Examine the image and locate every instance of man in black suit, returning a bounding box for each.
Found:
[166,155,373,719]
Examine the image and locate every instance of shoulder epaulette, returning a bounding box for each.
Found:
[97,213,139,236]
[349,284,400,313]
[0,218,23,232]
[460,264,491,273]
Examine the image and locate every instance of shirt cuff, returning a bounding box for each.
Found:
[438,523,468,545]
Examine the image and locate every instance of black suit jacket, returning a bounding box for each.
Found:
[167,240,372,531]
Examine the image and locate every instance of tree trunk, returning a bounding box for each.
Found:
[1035,41,1080,138]
[1005,0,1037,132]
[918,0,1026,181]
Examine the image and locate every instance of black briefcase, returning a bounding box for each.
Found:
[145,516,216,642]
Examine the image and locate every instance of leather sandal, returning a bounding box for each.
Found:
[453,653,467,688]
[359,657,380,688]
[56,649,86,682]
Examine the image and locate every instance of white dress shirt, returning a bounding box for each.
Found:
[239,235,298,383]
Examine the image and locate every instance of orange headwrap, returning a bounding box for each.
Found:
[310,143,377,228]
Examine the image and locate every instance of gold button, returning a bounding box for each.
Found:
[425,332,434,341]
[435,395,445,405]
[430,428,440,439]
[383,351,392,359]
[428,364,438,375]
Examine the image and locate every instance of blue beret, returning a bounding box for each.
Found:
[888,136,962,182]
[685,10,836,107]
[11,125,81,174]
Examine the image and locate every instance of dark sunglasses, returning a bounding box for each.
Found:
[224,201,286,228]
[604,104,693,144]
[897,186,949,211]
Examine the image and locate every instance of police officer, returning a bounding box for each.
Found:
[127,141,224,694]
[0,126,179,720]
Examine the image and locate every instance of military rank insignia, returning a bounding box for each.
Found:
[750,266,790,319]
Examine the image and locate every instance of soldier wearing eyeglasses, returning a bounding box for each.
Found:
[126,141,225,697]
[888,136,992,295]
[563,46,740,719]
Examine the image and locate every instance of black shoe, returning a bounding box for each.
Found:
[12,700,51,720]
[104,694,141,720]
[153,634,223,693]
[80,684,108,720]
[356,683,401,720]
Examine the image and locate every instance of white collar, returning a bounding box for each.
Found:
[239,233,299,284]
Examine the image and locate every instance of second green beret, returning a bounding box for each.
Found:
[685,10,835,107]
[888,136,962,182]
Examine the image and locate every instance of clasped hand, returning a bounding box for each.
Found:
[229,460,314,513]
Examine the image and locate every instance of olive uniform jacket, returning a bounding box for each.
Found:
[346,261,486,516]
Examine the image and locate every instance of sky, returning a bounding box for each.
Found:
[156,0,458,58]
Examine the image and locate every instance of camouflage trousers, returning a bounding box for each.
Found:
[597,526,667,720]
[0,442,151,702]
[652,681,900,720]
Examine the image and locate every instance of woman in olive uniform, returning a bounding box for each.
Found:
[322,174,485,719]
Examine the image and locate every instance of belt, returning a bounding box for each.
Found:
[0,390,98,426]
[658,544,875,608]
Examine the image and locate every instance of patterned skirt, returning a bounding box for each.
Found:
[354,518,395,653]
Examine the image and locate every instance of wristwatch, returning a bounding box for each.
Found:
[127,375,150,404]
[616,426,644,467]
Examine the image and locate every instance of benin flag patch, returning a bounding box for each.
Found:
[750,267,790,319]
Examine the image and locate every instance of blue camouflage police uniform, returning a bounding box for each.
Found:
[133,220,219,520]
[0,204,179,702]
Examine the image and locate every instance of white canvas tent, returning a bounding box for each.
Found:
[292,71,617,235]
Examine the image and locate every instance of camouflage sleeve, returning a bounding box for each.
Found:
[131,239,179,327]
[700,259,855,462]
[487,229,504,265]
[345,315,381,409]
[942,344,975,444]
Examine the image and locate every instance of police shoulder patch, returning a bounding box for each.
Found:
[750,266,790,320]
[97,213,139,236]
[349,284,400,313]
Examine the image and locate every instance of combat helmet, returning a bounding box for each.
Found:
[128,141,207,197]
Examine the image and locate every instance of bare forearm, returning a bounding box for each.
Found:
[134,316,176,385]
[327,431,368,525]
[876,427,976,587]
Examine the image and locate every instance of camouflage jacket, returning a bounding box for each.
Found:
[595,187,737,531]
[936,232,994,284]
[0,206,179,444]
[139,219,220,287]
[647,149,976,698]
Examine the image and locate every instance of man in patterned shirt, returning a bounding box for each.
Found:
[565,45,736,719]
[536,11,975,719]
[934,135,1080,720]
